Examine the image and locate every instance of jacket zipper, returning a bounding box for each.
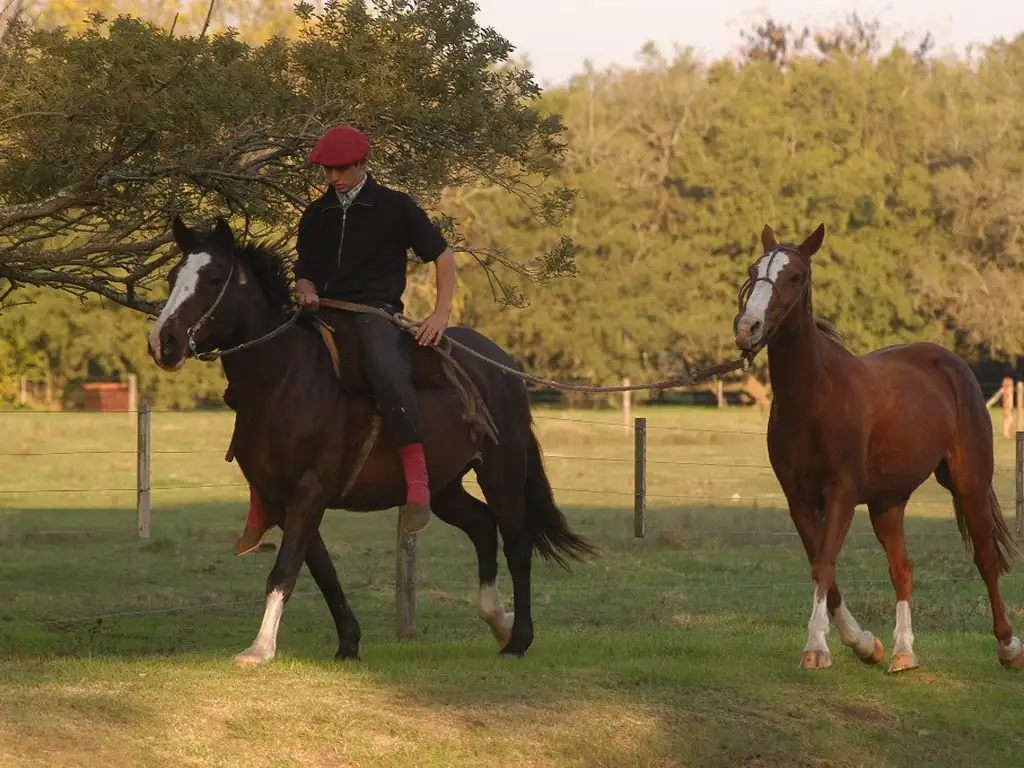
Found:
[336,207,349,273]
[327,206,349,292]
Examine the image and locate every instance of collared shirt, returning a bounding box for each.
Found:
[334,173,367,209]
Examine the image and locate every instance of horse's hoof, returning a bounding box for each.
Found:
[888,651,919,674]
[800,650,832,670]
[855,637,885,666]
[234,646,274,667]
[998,637,1024,670]
[335,646,361,662]
[487,612,514,649]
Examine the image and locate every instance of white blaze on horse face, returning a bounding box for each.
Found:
[147,252,213,360]
[744,251,790,324]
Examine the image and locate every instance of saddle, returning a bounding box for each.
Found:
[318,315,449,394]
[311,305,499,447]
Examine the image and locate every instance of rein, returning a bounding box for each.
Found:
[177,267,750,391]
[317,299,750,393]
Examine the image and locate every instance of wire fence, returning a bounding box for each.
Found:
[1,406,1023,640]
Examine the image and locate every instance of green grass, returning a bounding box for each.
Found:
[1,405,1023,767]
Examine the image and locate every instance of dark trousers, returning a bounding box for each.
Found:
[338,311,421,447]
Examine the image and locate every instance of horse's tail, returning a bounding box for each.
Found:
[953,487,1021,576]
[524,427,599,570]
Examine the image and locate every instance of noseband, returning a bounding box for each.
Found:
[184,261,301,362]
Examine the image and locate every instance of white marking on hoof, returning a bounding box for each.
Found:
[893,600,916,657]
[478,582,514,647]
[802,591,831,659]
[835,601,882,664]
[234,644,276,667]
[998,636,1023,668]
[235,587,285,666]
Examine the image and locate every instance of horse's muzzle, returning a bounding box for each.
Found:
[734,312,765,354]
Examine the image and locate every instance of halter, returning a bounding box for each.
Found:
[184,261,302,362]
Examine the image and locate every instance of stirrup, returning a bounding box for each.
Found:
[233,522,273,556]
[400,502,432,535]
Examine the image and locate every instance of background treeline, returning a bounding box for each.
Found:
[2,4,1023,408]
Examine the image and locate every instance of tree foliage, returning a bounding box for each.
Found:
[4,8,1024,409]
[0,0,574,315]
[446,19,1024,402]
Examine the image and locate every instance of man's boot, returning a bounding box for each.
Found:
[399,442,432,534]
[233,483,274,556]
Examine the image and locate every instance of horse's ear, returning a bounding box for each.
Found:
[761,224,778,253]
[799,223,826,258]
[171,215,198,253]
[212,217,235,252]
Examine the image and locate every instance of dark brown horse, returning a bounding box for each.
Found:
[734,223,1023,672]
[146,216,594,665]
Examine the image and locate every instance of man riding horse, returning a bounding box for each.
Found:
[232,123,458,555]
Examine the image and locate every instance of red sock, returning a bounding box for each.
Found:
[245,483,266,527]
[399,443,431,505]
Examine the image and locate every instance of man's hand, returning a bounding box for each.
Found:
[295,278,320,311]
[415,309,449,347]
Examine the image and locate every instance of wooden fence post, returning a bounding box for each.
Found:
[396,513,417,638]
[1016,432,1024,540]
[622,378,632,435]
[634,416,647,538]
[1016,381,1023,433]
[137,404,151,539]
[128,373,138,426]
[1003,378,1014,438]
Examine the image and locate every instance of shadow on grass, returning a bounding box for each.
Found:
[2,625,1023,768]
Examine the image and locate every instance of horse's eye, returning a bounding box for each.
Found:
[790,274,802,285]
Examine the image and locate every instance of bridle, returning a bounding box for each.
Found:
[184,261,302,362]
[734,246,813,363]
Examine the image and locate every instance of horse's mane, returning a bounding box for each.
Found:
[233,240,323,336]
[235,241,296,312]
[814,317,844,346]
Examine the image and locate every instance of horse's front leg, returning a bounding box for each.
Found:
[801,482,859,670]
[235,469,330,667]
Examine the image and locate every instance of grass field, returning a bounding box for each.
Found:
[1,405,1023,767]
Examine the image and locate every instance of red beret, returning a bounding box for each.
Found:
[308,124,371,167]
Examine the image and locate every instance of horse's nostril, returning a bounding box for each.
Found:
[749,320,763,338]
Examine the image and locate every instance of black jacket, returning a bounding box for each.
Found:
[294,173,448,312]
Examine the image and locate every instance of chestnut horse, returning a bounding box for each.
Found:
[734,223,1022,672]
[147,216,594,664]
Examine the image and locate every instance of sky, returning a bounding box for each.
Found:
[472,0,1024,87]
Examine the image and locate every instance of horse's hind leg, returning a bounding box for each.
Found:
[431,478,514,649]
[868,501,918,673]
[475,463,534,658]
[305,531,362,661]
[937,455,1024,669]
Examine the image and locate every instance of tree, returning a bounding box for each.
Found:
[0,0,575,317]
